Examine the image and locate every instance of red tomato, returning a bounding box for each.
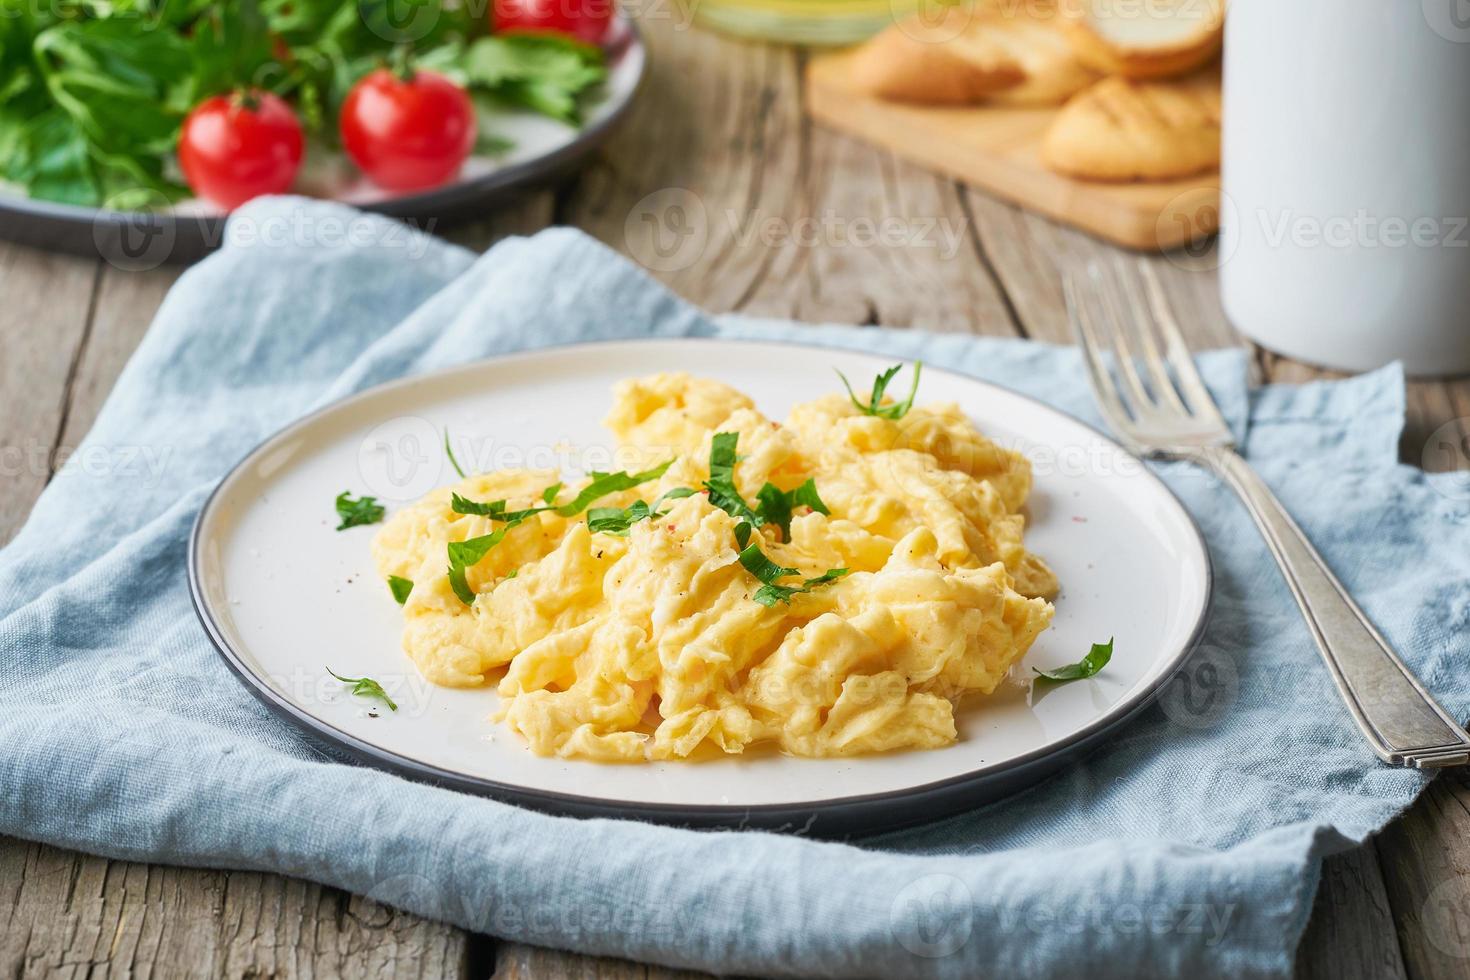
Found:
[492,0,613,44]
[339,69,477,193]
[178,91,303,210]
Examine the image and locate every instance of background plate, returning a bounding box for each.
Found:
[0,18,644,266]
[190,339,1212,835]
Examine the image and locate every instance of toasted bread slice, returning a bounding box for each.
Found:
[849,7,1026,105]
[1059,0,1224,79]
[1041,70,1221,181]
[983,9,1103,107]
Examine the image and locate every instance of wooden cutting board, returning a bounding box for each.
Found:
[805,49,1221,251]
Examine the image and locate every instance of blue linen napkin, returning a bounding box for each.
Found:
[3,196,1468,979]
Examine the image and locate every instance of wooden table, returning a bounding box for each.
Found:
[3,16,1469,980]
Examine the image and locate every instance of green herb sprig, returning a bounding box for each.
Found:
[737,540,849,607]
[387,575,414,604]
[335,491,384,530]
[445,460,675,605]
[327,668,398,711]
[1033,639,1114,683]
[703,433,830,543]
[836,362,923,420]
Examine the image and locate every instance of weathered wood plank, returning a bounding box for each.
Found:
[491,943,715,980]
[1376,768,1470,980]
[0,837,481,979]
[1296,846,1410,980]
[57,265,182,452]
[0,243,99,547]
[961,190,1237,348]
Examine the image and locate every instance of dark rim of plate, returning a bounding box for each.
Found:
[187,336,1215,834]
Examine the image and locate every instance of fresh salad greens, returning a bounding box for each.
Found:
[0,0,607,208]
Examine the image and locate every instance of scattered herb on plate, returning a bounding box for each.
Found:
[327,667,398,711]
[1033,638,1114,683]
[335,491,384,530]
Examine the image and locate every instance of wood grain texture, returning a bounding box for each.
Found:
[0,838,483,979]
[805,49,1222,250]
[1297,847,1410,980]
[1376,769,1470,980]
[491,942,714,980]
[0,243,99,547]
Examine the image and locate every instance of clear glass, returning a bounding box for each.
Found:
[692,0,915,45]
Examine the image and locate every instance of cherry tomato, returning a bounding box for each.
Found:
[339,69,477,193]
[492,0,613,44]
[178,91,303,210]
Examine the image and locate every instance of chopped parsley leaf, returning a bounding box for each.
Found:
[737,539,849,607]
[335,492,385,530]
[446,522,524,605]
[587,487,697,536]
[1033,638,1114,683]
[704,432,762,524]
[451,462,673,526]
[587,500,653,535]
[327,668,398,711]
[754,477,830,542]
[705,434,828,540]
[552,460,674,516]
[446,463,674,604]
[387,575,414,604]
[836,361,923,420]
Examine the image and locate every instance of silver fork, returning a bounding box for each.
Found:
[1067,259,1470,768]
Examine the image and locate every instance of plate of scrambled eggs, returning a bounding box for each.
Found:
[191,339,1211,833]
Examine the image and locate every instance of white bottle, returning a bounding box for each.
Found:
[1220,0,1470,376]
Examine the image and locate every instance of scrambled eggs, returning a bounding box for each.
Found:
[372,370,1057,761]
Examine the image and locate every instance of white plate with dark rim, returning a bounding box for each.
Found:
[189,338,1212,836]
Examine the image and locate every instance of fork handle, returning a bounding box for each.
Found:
[1203,449,1470,768]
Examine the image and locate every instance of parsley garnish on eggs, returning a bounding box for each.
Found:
[837,361,923,420]
[445,460,675,606]
[710,433,846,606]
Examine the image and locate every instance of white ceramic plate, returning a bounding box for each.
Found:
[190,339,1212,834]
